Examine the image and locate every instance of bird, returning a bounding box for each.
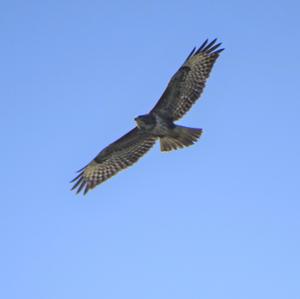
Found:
[71,38,224,194]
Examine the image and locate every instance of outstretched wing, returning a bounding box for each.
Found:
[151,39,223,121]
[71,128,157,195]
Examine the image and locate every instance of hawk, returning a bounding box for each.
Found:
[71,39,223,194]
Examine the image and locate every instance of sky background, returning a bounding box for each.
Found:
[1,0,300,298]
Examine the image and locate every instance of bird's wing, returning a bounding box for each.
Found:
[71,128,157,194]
[151,39,223,121]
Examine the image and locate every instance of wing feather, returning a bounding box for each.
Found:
[151,39,224,120]
[71,128,157,194]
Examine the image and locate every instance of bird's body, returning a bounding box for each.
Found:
[71,39,224,194]
[135,113,173,136]
[135,112,203,151]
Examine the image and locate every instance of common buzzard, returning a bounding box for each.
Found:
[71,39,223,194]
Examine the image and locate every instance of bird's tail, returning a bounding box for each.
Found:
[160,125,203,152]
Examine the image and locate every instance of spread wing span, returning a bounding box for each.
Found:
[71,128,157,194]
[151,39,223,121]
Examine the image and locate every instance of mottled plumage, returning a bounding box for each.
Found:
[151,39,223,120]
[71,39,223,194]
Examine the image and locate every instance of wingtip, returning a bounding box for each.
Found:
[191,38,224,56]
[196,39,209,53]
[203,39,217,51]
[83,188,89,195]
[215,47,225,54]
[184,46,197,62]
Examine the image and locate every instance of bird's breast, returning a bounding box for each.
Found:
[152,114,174,137]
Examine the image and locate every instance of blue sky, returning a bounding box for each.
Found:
[1,0,300,298]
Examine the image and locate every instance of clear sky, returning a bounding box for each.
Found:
[1,1,300,298]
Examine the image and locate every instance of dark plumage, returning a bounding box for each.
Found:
[71,39,224,194]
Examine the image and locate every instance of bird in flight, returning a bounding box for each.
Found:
[71,39,224,194]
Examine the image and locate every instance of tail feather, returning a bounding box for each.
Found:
[160,125,203,152]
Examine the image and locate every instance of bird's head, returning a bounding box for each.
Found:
[135,114,156,130]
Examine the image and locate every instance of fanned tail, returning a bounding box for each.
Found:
[160,125,203,152]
